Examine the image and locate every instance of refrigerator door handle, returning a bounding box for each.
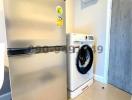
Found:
[8,47,34,56]
[8,46,66,56]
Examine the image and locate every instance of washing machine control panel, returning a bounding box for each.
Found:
[88,36,94,40]
[85,36,94,41]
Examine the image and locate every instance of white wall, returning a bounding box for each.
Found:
[0,0,8,89]
[0,0,8,67]
[66,0,75,33]
[66,0,110,83]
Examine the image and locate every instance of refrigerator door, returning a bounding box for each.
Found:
[5,0,66,48]
[4,0,67,100]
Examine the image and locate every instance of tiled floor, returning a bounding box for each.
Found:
[72,81,131,100]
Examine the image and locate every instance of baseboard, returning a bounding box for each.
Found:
[94,74,106,84]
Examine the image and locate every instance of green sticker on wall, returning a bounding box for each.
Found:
[56,6,63,15]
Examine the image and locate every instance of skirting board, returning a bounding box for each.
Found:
[94,74,106,84]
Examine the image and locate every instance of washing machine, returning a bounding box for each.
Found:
[67,33,94,99]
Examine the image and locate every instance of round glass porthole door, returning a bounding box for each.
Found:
[76,45,93,74]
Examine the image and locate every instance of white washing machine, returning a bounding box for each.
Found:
[67,33,94,99]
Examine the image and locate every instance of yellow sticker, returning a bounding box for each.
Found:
[56,16,64,27]
[56,6,63,15]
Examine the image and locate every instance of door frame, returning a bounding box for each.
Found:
[104,0,113,84]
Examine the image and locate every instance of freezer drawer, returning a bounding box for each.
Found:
[11,67,67,100]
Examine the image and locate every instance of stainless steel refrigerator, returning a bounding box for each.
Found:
[4,0,67,100]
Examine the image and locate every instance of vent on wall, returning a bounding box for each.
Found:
[81,0,98,9]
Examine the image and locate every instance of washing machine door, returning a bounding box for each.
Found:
[76,45,93,74]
